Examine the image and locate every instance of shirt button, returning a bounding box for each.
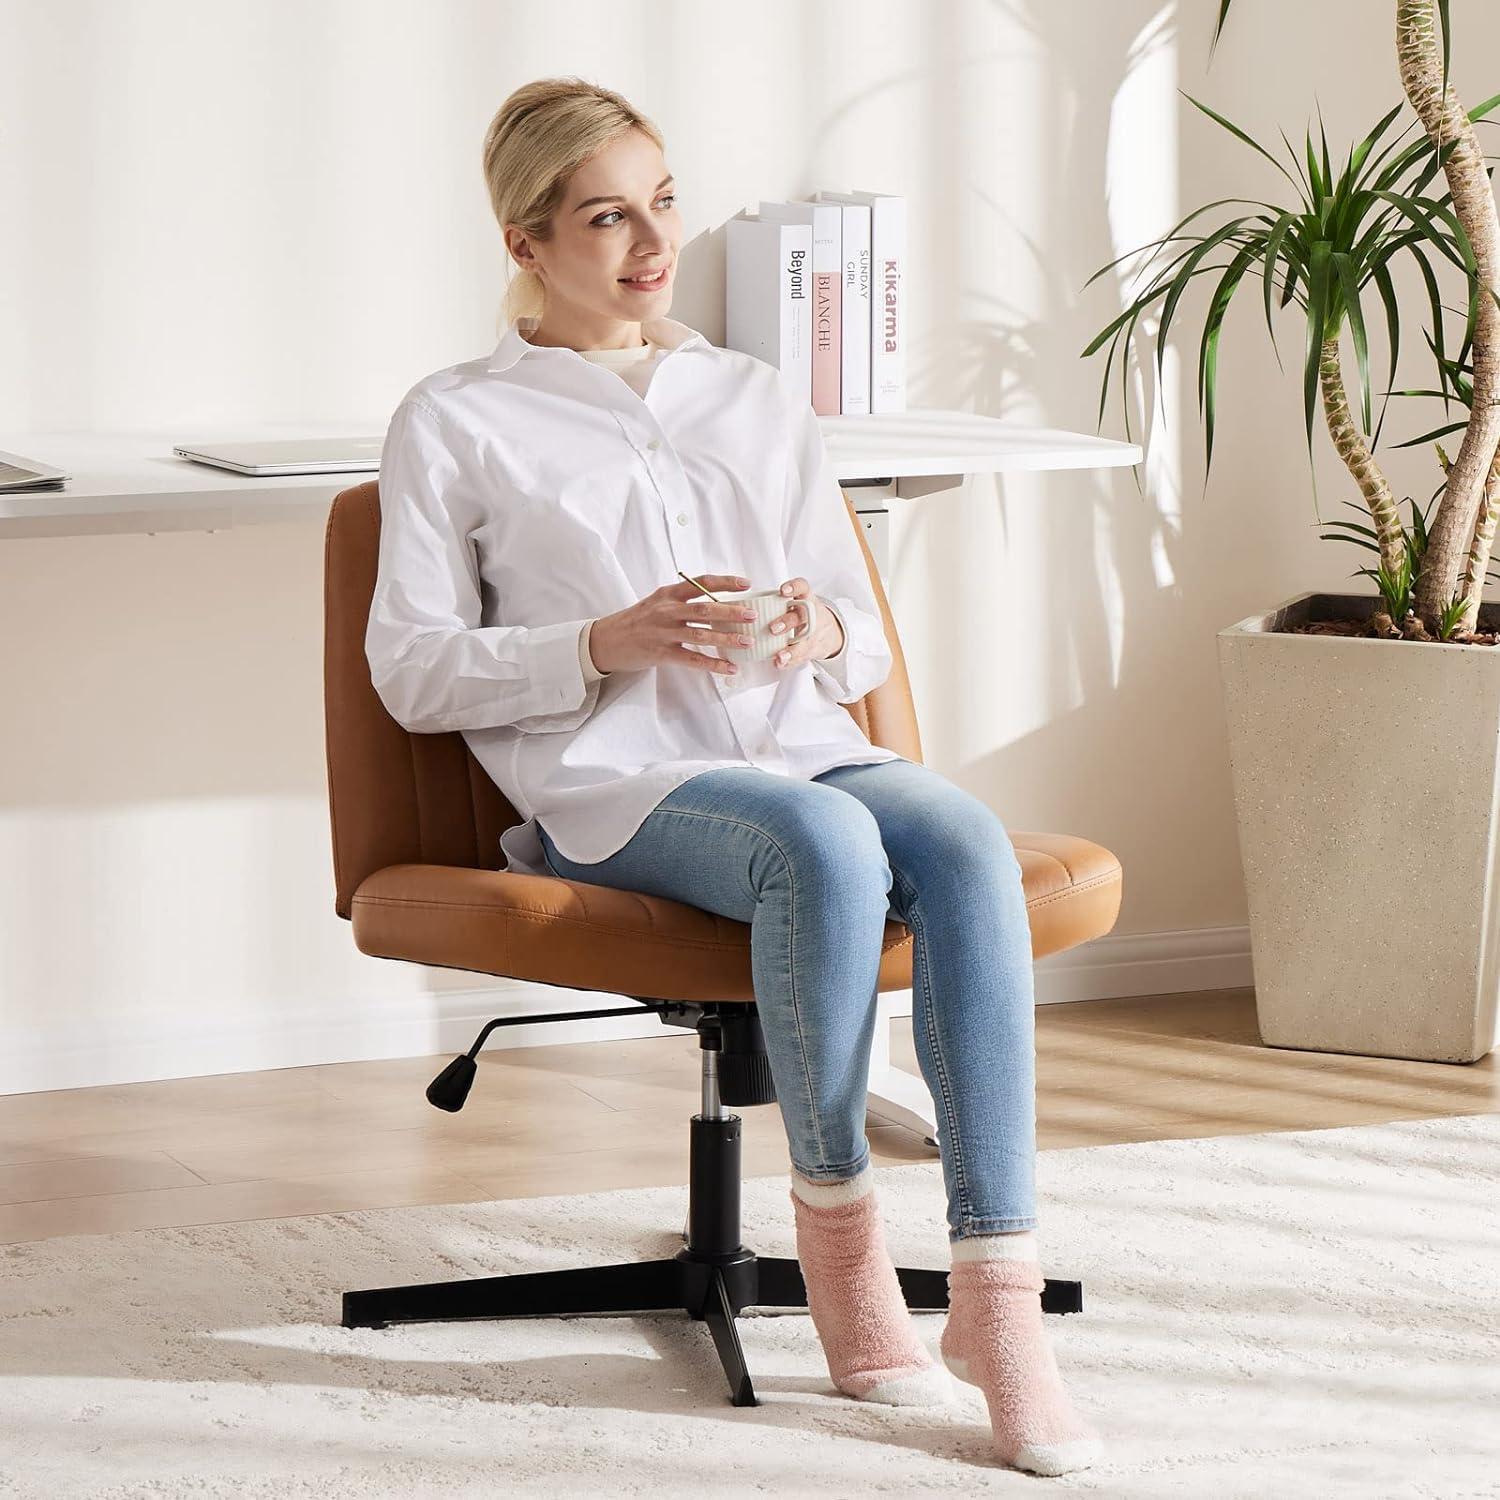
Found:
[676,512,689,525]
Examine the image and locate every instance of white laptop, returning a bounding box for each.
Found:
[172,437,384,476]
[0,449,70,491]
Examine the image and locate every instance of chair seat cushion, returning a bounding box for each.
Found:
[348,833,1121,1003]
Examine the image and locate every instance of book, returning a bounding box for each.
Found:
[809,193,872,414]
[756,200,843,415]
[724,212,813,402]
[809,190,905,412]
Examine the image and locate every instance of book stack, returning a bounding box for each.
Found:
[724,190,906,415]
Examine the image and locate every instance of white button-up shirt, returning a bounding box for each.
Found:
[365,313,902,878]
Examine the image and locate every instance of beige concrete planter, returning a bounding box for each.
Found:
[1217,590,1500,1063]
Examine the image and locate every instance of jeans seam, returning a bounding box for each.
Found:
[632,804,830,1168]
[793,1145,871,1182]
[952,1215,1038,1237]
[891,865,972,1218]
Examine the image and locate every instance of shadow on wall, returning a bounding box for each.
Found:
[893,1,1191,932]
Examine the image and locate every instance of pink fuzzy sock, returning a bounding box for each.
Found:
[940,1236,1103,1476]
[789,1168,953,1406]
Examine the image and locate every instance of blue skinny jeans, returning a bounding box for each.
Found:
[536,757,1039,1240]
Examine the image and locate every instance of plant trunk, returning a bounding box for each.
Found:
[1462,448,1500,610]
[1397,0,1500,638]
[1319,335,1405,624]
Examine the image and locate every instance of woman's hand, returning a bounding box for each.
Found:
[767,576,845,669]
[589,574,759,677]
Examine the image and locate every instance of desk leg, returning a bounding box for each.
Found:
[865,991,939,1147]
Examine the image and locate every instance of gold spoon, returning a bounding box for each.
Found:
[677,570,721,601]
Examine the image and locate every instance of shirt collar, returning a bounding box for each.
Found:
[487,314,709,373]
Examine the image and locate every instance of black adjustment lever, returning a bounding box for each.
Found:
[425,1002,666,1112]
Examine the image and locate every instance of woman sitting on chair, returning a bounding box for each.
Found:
[364,75,1101,1480]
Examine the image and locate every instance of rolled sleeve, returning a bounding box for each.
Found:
[777,386,894,705]
[365,398,603,734]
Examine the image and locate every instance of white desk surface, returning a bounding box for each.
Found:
[0,411,1142,540]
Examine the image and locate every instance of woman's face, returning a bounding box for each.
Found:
[507,128,682,342]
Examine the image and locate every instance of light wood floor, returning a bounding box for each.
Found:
[1,987,1493,1245]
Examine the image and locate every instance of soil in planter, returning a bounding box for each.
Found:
[1283,617,1500,645]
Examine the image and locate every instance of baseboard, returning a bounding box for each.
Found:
[0,924,1253,1096]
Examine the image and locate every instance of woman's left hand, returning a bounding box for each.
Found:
[768,577,845,668]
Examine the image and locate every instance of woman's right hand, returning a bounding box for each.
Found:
[589,575,757,677]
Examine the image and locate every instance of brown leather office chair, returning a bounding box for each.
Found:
[324,478,1123,1407]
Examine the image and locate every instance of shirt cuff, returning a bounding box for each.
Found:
[818,599,850,665]
[810,594,889,704]
[512,617,604,730]
[578,619,609,682]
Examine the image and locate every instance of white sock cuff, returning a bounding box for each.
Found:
[790,1166,874,1208]
[951,1230,1040,1263]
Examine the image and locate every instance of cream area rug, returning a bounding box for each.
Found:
[3,1114,1497,1499]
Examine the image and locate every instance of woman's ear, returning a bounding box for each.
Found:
[504,227,535,271]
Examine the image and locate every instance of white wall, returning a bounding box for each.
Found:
[4,0,1493,1092]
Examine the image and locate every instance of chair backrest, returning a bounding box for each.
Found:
[323,480,924,919]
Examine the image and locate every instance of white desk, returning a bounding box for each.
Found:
[1,411,1140,1142]
[0,412,1139,539]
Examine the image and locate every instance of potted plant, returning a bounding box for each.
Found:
[1084,0,1499,1062]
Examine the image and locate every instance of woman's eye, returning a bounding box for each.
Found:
[593,194,676,227]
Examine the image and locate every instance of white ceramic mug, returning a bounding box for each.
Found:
[708,588,818,663]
